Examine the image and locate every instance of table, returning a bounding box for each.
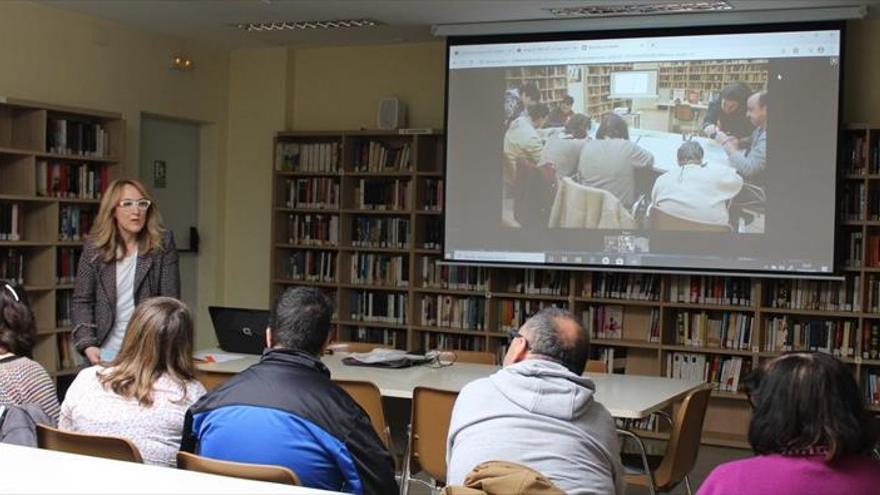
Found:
[630,128,731,173]
[0,443,343,494]
[196,349,704,419]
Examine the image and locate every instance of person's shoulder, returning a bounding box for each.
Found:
[458,375,495,398]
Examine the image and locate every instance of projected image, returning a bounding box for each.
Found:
[501,59,769,234]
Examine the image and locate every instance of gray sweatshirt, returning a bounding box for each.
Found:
[446,359,625,495]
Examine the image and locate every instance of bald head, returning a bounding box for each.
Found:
[520,307,590,374]
[747,91,767,129]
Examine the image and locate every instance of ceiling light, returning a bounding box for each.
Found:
[234,18,382,32]
[544,1,733,18]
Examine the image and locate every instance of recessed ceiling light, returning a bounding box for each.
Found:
[234,18,383,32]
[544,1,733,18]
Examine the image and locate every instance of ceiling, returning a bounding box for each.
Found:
[35,0,880,49]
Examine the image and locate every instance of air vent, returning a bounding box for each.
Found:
[234,18,382,32]
[543,1,733,18]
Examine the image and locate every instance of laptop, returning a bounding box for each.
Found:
[209,306,269,355]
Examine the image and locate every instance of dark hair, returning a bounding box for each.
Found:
[521,307,589,374]
[720,82,751,106]
[269,287,334,355]
[565,113,591,139]
[595,113,629,140]
[0,281,35,357]
[746,352,877,461]
[561,95,574,106]
[527,102,550,122]
[520,82,540,103]
[677,141,704,166]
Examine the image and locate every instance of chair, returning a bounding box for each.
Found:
[584,360,606,374]
[36,424,142,463]
[548,177,638,229]
[176,451,300,485]
[650,207,732,232]
[672,104,698,133]
[402,387,459,495]
[618,385,713,495]
[335,379,392,448]
[447,350,496,365]
[327,341,391,354]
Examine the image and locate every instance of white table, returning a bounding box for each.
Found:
[0,443,343,494]
[197,350,703,419]
[630,128,731,173]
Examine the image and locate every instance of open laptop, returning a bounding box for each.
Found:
[208,306,269,355]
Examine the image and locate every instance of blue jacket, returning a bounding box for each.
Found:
[181,349,397,494]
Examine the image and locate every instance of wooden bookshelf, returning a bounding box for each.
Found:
[0,97,124,379]
[656,60,769,102]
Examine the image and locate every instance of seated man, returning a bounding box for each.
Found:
[446,308,625,495]
[716,91,767,183]
[702,82,754,142]
[181,287,397,495]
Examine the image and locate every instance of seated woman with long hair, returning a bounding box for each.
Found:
[59,297,205,465]
[698,352,880,495]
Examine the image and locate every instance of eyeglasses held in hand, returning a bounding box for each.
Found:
[118,199,152,211]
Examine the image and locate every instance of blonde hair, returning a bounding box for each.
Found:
[90,178,165,263]
[98,297,196,407]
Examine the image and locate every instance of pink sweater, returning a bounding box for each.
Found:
[698,454,880,495]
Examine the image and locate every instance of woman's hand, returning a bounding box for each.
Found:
[84,346,101,365]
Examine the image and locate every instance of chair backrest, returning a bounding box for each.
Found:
[449,350,496,365]
[335,379,390,447]
[327,342,390,354]
[674,104,695,121]
[651,207,731,232]
[177,451,300,485]
[410,386,458,483]
[653,385,713,489]
[584,360,606,374]
[36,424,143,463]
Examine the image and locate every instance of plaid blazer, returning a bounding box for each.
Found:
[71,231,180,354]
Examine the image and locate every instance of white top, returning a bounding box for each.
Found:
[197,350,703,419]
[0,443,342,494]
[651,163,744,225]
[60,365,206,466]
[101,249,137,361]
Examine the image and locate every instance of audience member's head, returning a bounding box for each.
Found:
[504,307,589,374]
[520,82,541,107]
[268,287,335,356]
[720,82,751,115]
[595,113,629,140]
[0,281,34,357]
[528,102,550,129]
[565,113,591,139]
[747,91,768,129]
[561,95,574,112]
[677,141,705,166]
[745,352,877,462]
[100,297,196,406]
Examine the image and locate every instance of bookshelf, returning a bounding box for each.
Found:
[270,125,880,450]
[656,60,769,102]
[0,97,124,381]
[504,66,570,108]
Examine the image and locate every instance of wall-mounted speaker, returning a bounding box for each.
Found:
[377,97,407,130]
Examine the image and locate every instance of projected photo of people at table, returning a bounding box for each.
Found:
[500,58,769,234]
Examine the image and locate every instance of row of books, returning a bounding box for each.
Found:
[840,182,865,221]
[668,276,754,306]
[498,299,567,332]
[842,133,878,175]
[282,251,336,283]
[47,119,110,157]
[863,322,880,360]
[844,231,863,267]
[283,178,339,210]
[666,353,748,393]
[504,269,568,296]
[57,290,73,327]
[590,347,627,374]
[865,233,880,268]
[352,140,411,172]
[56,332,74,371]
[582,272,660,301]
[422,179,444,211]
[36,162,110,200]
[353,179,410,210]
[285,214,339,246]
[420,332,487,352]
[764,277,861,312]
[57,247,81,284]
[347,327,406,350]
[423,217,442,250]
[421,257,488,291]
[421,295,486,330]
[349,291,407,324]
[675,311,754,350]
[275,142,340,173]
[865,370,880,405]
[59,205,95,242]
[352,217,410,249]
[584,306,661,342]
[0,203,21,241]
[350,253,409,287]
[0,249,23,284]
[764,317,856,357]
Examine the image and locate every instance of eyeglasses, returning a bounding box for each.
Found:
[425,349,457,368]
[507,330,530,350]
[117,199,151,211]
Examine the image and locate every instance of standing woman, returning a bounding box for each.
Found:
[71,178,179,364]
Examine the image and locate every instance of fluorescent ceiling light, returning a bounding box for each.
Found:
[544,1,733,18]
[235,18,382,32]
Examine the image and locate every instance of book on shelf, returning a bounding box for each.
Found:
[286,214,338,246]
[352,140,412,172]
[422,179,444,211]
[498,299,567,332]
[863,321,880,360]
[505,269,568,296]
[351,253,408,287]
[283,251,336,283]
[845,231,864,267]
[865,370,880,405]
[666,352,748,393]
[421,257,488,291]
[37,161,109,200]
[423,216,442,250]
[58,205,95,242]
[0,248,24,284]
[668,275,753,306]
[590,347,627,374]
[349,291,407,324]
[351,216,410,249]
[583,272,660,301]
[56,290,73,327]
[47,119,109,157]
[674,311,753,350]
[0,203,22,241]
[764,276,861,312]
[349,327,406,350]
[56,334,74,371]
[421,332,486,352]
[840,182,866,221]
[765,316,855,357]
[275,142,340,173]
[353,179,410,210]
[584,306,660,342]
[867,233,880,268]
[284,178,339,209]
[420,295,485,330]
[843,132,868,175]
[56,247,81,284]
